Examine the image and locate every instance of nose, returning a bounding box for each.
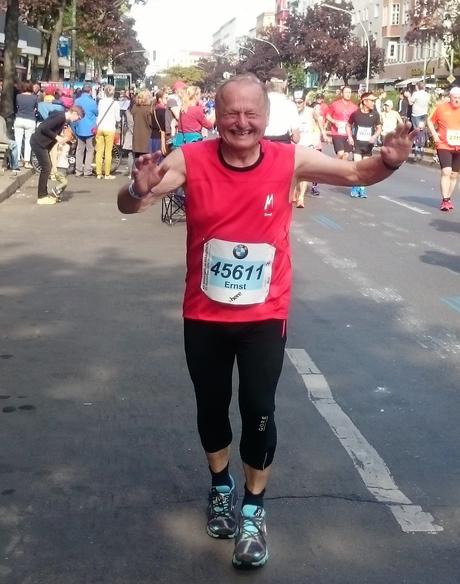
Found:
[235,113,248,127]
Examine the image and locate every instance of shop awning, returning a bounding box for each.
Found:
[394,77,423,87]
[375,78,399,84]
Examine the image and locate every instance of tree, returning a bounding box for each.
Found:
[274,1,384,88]
[406,0,460,74]
[196,48,236,90]
[235,32,282,81]
[335,37,385,86]
[161,65,205,87]
[0,0,19,121]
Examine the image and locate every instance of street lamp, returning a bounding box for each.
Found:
[323,2,371,91]
[113,49,148,62]
[236,44,255,57]
[253,37,282,67]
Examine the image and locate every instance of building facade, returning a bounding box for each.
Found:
[0,13,41,80]
[287,0,455,86]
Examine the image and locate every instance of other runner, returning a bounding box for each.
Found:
[347,92,382,198]
[427,86,460,212]
[326,86,357,160]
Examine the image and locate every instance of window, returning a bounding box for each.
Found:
[387,41,398,60]
[374,4,379,18]
[391,4,400,25]
[403,3,410,24]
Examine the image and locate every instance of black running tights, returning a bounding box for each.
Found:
[184,318,286,470]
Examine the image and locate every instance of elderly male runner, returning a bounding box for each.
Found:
[118,73,416,570]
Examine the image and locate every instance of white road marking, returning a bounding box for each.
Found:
[381,221,410,234]
[422,240,454,255]
[293,222,460,356]
[378,195,431,215]
[351,208,375,218]
[286,348,443,534]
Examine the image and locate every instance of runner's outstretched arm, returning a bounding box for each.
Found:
[117,150,186,214]
[295,122,418,186]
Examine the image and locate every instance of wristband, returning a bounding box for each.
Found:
[128,181,147,200]
[381,158,402,171]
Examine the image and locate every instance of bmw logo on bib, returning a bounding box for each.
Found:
[233,244,249,260]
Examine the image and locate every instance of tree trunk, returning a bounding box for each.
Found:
[50,3,66,81]
[42,36,52,81]
[0,0,19,124]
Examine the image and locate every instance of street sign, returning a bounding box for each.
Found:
[447,74,456,84]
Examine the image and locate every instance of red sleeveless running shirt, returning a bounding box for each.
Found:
[181,138,295,322]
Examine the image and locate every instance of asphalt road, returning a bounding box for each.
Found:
[0,159,459,584]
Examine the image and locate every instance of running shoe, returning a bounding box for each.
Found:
[311,186,320,196]
[358,186,367,198]
[37,195,57,205]
[232,504,268,569]
[350,186,359,197]
[207,476,238,539]
[440,198,452,212]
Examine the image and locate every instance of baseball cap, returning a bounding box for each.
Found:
[449,86,460,97]
[172,80,186,91]
[383,100,393,106]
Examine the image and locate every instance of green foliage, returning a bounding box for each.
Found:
[161,66,205,87]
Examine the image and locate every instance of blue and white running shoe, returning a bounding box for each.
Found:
[207,476,238,539]
[232,504,268,569]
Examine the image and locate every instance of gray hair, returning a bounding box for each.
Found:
[215,73,269,112]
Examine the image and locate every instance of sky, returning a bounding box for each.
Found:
[130,0,276,56]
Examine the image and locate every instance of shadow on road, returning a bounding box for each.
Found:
[429,218,460,234]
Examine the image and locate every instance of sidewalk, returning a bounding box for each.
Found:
[0,167,33,204]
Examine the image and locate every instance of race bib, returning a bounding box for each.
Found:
[446,129,460,146]
[356,126,372,142]
[336,121,347,135]
[201,239,275,305]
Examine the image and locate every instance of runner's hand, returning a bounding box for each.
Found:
[381,122,418,167]
[131,152,166,197]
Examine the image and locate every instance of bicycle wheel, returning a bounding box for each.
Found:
[110,145,121,173]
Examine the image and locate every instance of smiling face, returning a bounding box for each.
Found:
[450,91,460,109]
[216,80,269,153]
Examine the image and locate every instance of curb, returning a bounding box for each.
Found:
[0,169,34,204]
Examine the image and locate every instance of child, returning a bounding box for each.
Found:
[50,124,74,199]
[412,120,426,162]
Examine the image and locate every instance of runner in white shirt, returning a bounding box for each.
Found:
[294,97,328,207]
[263,69,300,144]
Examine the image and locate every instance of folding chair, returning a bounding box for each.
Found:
[161,188,186,225]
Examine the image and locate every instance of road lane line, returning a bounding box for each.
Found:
[442,296,460,314]
[378,195,431,215]
[312,215,343,231]
[286,348,443,534]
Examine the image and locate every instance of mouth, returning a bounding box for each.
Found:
[231,129,252,136]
